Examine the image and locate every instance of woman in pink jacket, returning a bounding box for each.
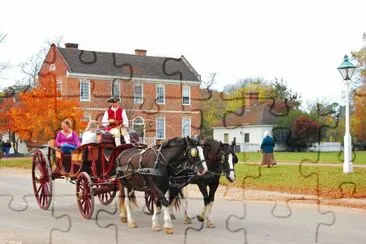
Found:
[55,119,80,153]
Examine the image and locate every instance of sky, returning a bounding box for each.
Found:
[0,0,365,107]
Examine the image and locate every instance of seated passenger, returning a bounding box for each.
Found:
[81,120,98,145]
[55,119,80,154]
[101,96,131,146]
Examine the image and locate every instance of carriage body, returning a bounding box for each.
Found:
[31,131,141,218]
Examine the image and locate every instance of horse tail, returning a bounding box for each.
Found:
[169,187,183,211]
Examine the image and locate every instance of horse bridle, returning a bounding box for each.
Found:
[152,140,206,174]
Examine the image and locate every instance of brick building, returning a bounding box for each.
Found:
[39,43,202,144]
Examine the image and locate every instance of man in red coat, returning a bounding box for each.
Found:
[102,97,131,146]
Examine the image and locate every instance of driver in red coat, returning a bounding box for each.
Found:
[102,96,131,146]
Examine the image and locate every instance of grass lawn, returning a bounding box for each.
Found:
[0,157,32,169]
[236,151,366,164]
[221,163,366,198]
[2,156,366,199]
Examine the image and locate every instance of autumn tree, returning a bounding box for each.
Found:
[8,87,83,144]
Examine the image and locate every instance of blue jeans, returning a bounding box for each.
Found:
[3,147,10,157]
[61,143,77,154]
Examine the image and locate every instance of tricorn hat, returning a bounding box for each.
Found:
[107,96,120,103]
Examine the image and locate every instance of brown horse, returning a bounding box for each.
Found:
[115,136,207,234]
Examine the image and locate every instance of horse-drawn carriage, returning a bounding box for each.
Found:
[32,125,236,233]
[31,130,141,219]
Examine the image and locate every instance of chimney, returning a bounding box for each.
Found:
[65,43,79,49]
[134,49,147,56]
[245,92,259,108]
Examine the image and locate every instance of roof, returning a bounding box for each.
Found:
[57,47,201,82]
[214,103,279,128]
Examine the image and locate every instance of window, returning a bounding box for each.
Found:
[133,117,145,141]
[80,80,90,101]
[156,117,165,139]
[182,117,191,137]
[244,133,250,143]
[82,113,91,122]
[49,64,56,71]
[112,80,120,99]
[156,84,165,104]
[56,80,62,94]
[224,133,229,143]
[182,86,190,105]
[134,84,143,104]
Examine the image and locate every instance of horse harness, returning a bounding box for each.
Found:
[116,142,204,189]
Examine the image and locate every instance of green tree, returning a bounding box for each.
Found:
[268,77,301,108]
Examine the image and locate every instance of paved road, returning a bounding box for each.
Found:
[0,171,366,244]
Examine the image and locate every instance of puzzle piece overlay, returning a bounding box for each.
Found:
[0,44,365,244]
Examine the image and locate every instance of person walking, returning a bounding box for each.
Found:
[260,131,277,167]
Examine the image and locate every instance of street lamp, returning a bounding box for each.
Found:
[338,54,356,173]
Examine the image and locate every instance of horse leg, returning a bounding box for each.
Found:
[152,201,162,231]
[197,182,209,222]
[124,187,137,228]
[162,203,174,234]
[206,180,219,228]
[166,190,176,220]
[181,188,192,224]
[118,181,127,223]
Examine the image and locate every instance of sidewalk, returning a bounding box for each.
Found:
[184,184,366,210]
[240,161,366,168]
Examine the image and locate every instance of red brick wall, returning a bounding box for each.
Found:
[40,46,202,141]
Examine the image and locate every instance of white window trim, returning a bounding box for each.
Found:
[49,64,56,71]
[80,80,91,101]
[224,133,229,143]
[156,116,165,140]
[156,84,165,104]
[182,116,191,137]
[82,114,92,122]
[134,83,144,104]
[182,86,191,105]
[133,116,145,125]
[112,80,121,100]
[56,79,62,94]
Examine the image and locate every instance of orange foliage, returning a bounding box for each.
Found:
[352,88,366,141]
[8,88,84,143]
[0,96,16,133]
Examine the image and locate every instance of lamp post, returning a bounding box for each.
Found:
[337,54,356,173]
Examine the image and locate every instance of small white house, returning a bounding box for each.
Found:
[213,92,282,152]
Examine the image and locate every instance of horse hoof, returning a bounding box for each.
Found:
[152,224,161,231]
[197,215,205,222]
[120,216,127,223]
[170,214,176,220]
[128,222,137,228]
[184,217,192,224]
[164,227,174,234]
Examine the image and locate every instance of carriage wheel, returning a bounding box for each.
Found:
[32,149,53,210]
[76,172,94,219]
[97,186,117,206]
[145,191,155,214]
